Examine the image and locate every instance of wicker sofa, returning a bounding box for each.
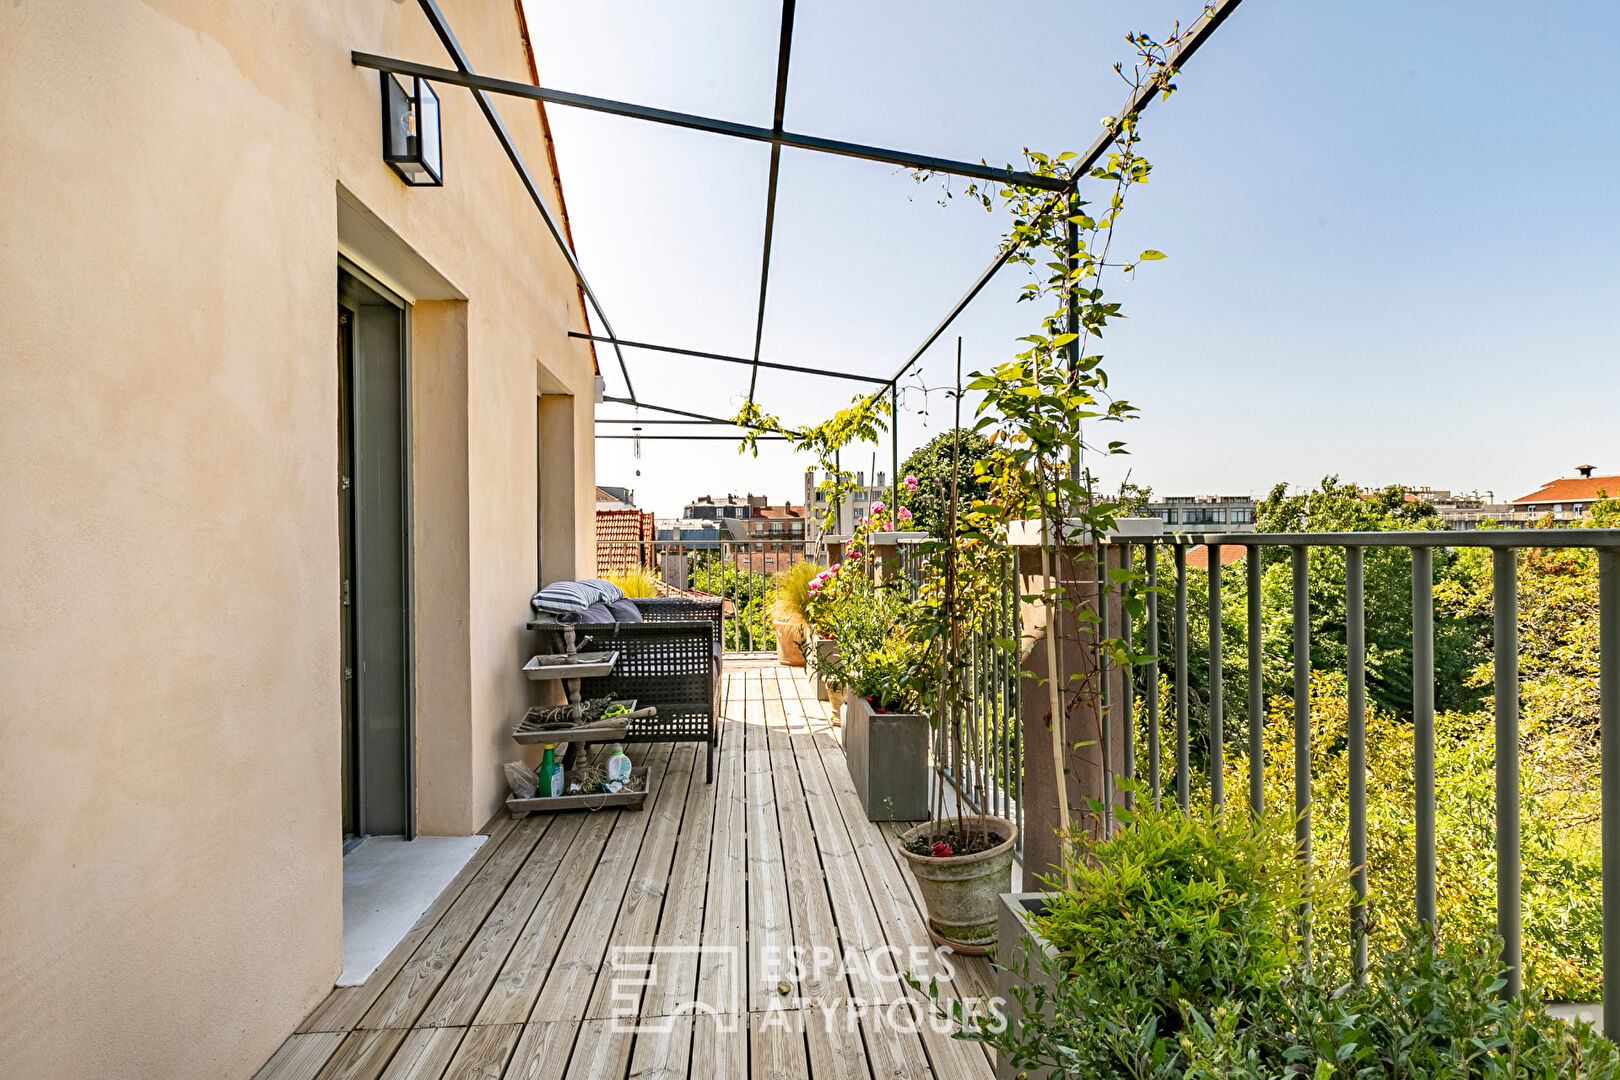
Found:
[527,595,723,782]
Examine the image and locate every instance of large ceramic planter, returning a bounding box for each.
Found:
[993,892,1059,1080]
[773,618,806,666]
[844,694,929,820]
[897,816,1017,948]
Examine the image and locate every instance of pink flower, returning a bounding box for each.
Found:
[830,563,841,573]
[871,501,886,515]
[904,474,918,491]
[898,506,913,521]
[849,549,862,561]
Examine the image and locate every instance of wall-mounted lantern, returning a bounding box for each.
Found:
[380,72,442,186]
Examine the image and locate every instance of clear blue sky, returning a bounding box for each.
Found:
[522,0,1620,519]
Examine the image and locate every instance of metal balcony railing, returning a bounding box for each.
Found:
[1097,528,1620,1017]
[597,537,817,654]
[893,540,1025,849]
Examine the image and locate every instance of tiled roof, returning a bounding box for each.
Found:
[1185,544,1248,571]
[1512,476,1620,505]
[753,504,805,519]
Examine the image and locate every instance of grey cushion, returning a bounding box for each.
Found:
[573,601,615,623]
[607,598,644,623]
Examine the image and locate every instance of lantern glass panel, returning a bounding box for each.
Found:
[417,80,441,183]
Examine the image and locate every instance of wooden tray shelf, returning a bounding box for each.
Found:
[522,650,618,681]
[505,767,649,818]
[512,700,635,746]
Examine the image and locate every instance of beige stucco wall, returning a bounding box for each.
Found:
[0,1,597,1077]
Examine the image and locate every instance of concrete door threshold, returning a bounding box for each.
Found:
[338,834,486,985]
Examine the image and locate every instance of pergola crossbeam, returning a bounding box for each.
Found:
[568,332,890,385]
[350,51,1069,192]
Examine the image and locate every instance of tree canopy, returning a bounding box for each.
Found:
[898,428,994,537]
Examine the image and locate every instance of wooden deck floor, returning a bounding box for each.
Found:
[256,660,999,1080]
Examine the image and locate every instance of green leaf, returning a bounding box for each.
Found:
[1137,249,1167,261]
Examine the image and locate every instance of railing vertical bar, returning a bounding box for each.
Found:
[1292,544,1312,962]
[1247,544,1263,818]
[1122,542,1136,812]
[1493,547,1520,997]
[1098,541,1114,834]
[1599,547,1618,1036]
[1208,543,1224,811]
[1346,545,1368,979]
[1147,543,1161,809]
[1012,552,1024,847]
[1175,543,1190,812]
[1413,546,1436,932]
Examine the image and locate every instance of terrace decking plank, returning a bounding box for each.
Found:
[314,1027,408,1080]
[253,1031,346,1080]
[375,1026,465,1080]
[298,814,521,1034]
[525,743,680,1025]
[582,742,700,1021]
[690,1013,748,1080]
[416,814,585,1027]
[469,809,622,1027]
[627,1013,693,1080]
[436,1022,520,1080]
[748,1011,811,1080]
[694,677,748,1025]
[634,694,724,1020]
[501,1021,574,1080]
[809,728,992,1080]
[357,815,554,1030]
[763,668,872,1080]
[561,1018,633,1080]
[788,730,934,1080]
[744,669,796,1016]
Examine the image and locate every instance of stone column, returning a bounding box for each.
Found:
[1017,540,1132,885]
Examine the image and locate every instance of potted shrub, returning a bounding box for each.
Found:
[770,560,821,667]
[842,635,932,821]
[804,564,845,704]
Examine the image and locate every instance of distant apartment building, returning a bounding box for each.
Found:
[684,492,768,521]
[1512,465,1618,520]
[1407,488,1522,530]
[663,493,812,575]
[1146,494,1257,533]
[803,468,889,538]
[1409,466,1617,530]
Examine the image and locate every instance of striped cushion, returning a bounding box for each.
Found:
[531,581,596,614]
[579,578,626,603]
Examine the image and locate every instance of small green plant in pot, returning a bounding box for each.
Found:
[770,559,822,667]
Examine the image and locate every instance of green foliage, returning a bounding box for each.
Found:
[1038,803,1303,1031]
[956,800,1617,1079]
[687,555,776,652]
[603,567,657,598]
[770,559,823,627]
[1254,476,1487,717]
[898,428,994,537]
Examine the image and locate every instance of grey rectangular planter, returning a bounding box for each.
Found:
[995,892,1060,1080]
[844,693,930,821]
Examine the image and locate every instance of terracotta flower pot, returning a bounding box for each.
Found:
[773,618,806,666]
[897,816,1018,948]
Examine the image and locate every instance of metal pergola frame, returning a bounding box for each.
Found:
[363,0,1244,483]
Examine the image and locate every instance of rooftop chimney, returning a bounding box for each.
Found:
[1577,464,1596,478]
